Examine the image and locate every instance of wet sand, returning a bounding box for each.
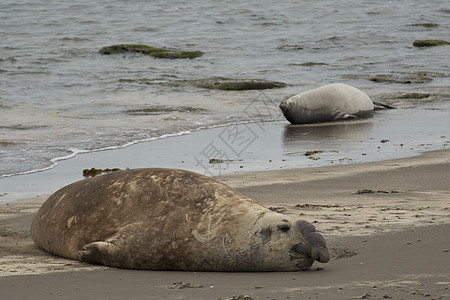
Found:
[0,150,449,299]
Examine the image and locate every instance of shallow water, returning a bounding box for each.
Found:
[0,0,449,178]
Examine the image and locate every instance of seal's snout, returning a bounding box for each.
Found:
[311,246,330,263]
[294,220,330,263]
[279,100,289,114]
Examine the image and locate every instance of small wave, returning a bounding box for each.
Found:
[0,124,50,130]
[125,105,209,116]
[132,26,159,32]
[0,118,283,179]
[5,70,52,76]
[53,36,93,42]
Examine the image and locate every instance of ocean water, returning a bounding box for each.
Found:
[1,0,449,178]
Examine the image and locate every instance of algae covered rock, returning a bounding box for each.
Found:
[411,23,439,28]
[277,44,304,51]
[119,77,287,91]
[191,77,287,90]
[397,93,430,99]
[369,74,432,84]
[343,73,433,84]
[99,44,204,59]
[413,40,449,47]
[293,62,328,67]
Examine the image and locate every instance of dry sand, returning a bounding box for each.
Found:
[0,150,449,299]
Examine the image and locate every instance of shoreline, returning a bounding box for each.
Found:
[1,109,449,202]
[1,149,449,298]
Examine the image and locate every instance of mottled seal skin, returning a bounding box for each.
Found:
[280,83,377,124]
[31,168,329,271]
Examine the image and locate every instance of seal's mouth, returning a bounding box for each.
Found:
[289,244,314,270]
[290,242,310,257]
[290,242,330,265]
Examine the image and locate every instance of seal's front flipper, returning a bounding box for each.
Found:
[331,108,357,120]
[77,241,120,266]
[76,224,143,268]
[341,113,358,120]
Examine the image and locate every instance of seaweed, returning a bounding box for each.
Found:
[83,168,121,177]
[357,189,399,194]
[304,150,323,156]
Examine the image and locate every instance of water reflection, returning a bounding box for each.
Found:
[282,120,375,155]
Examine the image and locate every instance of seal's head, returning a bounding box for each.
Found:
[279,97,332,124]
[279,98,291,115]
[235,211,330,271]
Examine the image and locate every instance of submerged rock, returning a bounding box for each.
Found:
[99,44,204,59]
[413,40,450,47]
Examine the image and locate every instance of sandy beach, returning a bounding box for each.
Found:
[2,1,449,299]
[0,149,449,299]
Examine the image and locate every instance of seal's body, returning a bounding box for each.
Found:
[31,168,329,271]
[279,83,375,124]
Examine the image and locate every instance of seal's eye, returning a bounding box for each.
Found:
[277,224,291,232]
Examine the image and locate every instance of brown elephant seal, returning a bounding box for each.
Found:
[279,83,395,124]
[31,168,329,271]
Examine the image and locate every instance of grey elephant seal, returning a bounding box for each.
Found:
[279,83,394,124]
[31,168,329,271]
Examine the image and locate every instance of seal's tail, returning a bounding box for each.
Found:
[373,101,396,110]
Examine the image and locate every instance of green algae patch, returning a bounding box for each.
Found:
[209,158,243,164]
[191,77,287,90]
[125,105,208,116]
[99,44,204,59]
[413,40,450,47]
